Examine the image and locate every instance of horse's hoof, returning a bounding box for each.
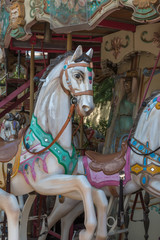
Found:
[79,229,93,240]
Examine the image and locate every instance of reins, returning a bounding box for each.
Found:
[127,139,160,156]
[72,117,83,137]
[23,104,75,155]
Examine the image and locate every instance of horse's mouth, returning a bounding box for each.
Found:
[76,104,94,117]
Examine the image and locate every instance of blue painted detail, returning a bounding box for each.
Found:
[142,177,146,184]
[133,140,137,146]
[150,153,155,158]
[88,76,92,80]
[24,164,28,170]
[138,145,144,150]
[130,138,160,164]
[153,97,157,102]
[63,65,68,70]
[26,143,30,149]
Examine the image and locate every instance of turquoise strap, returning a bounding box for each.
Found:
[28,115,78,174]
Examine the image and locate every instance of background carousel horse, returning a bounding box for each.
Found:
[0,113,21,141]
[37,90,160,240]
[0,45,108,240]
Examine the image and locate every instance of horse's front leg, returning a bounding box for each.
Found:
[0,190,20,240]
[32,174,97,240]
[92,188,108,240]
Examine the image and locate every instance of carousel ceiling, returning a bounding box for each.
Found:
[10,8,140,69]
[0,0,159,69]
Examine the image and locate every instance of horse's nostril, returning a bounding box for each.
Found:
[82,105,90,112]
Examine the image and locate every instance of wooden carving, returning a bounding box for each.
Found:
[133,0,157,8]
[10,0,25,30]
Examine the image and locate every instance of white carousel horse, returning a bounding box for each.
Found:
[0,113,21,141]
[0,45,108,240]
[37,90,160,240]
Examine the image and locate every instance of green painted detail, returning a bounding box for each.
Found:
[50,0,111,28]
[121,35,130,48]
[0,6,10,41]
[141,31,153,43]
[10,27,26,39]
[29,115,78,174]
[87,67,92,72]
[105,41,112,52]
[30,0,44,18]
[151,205,160,214]
[121,0,128,3]
[133,5,159,21]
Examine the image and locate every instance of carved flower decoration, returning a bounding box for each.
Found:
[133,0,157,9]
[111,37,123,59]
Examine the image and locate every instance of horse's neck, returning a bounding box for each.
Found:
[34,74,73,153]
[130,109,160,165]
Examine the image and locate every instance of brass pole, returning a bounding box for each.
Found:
[29,45,34,122]
[67,33,72,51]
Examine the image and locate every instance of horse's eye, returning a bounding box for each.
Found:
[75,73,81,79]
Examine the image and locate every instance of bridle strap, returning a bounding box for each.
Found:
[60,59,93,97]
[74,90,93,96]
[127,137,160,156]
[23,104,75,155]
[60,70,70,96]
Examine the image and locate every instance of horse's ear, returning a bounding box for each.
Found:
[70,45,83,62]
[86,48,93,59]
[4,113,10,120]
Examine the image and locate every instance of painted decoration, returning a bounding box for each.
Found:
[1,0,160,46]
[0,4,10,45]
[102,31,134,63]
[50,0,113,31]
[10,0,26,39]
[120,0,160,23]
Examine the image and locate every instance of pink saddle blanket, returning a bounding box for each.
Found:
[82,148,131,188]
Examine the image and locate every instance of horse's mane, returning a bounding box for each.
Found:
[34,51,73,106]
[131,90,160,137]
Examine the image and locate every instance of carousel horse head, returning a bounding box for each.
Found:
[37,45,95,120]
[0,113,21,141]
[60,46,95,117]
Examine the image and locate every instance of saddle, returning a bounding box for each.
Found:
[0,128,25,163]
[85,141,127,175]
